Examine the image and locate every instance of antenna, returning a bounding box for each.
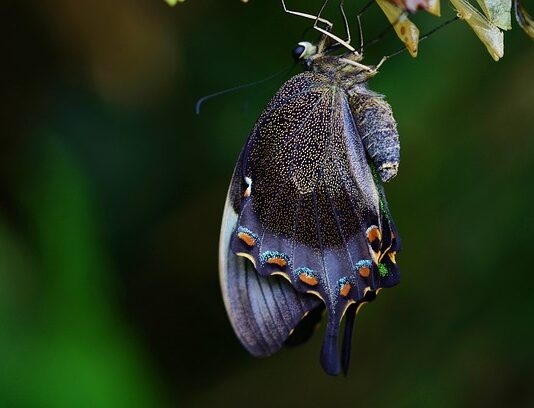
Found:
[195,64,295,114]
[354,0,382,55]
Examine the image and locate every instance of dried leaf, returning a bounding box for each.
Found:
[425,0,441,16]
[514,0,534,40]
[376,0,421,57]
[476,0,512,30]
[388,0,441,15]
[163,0,183,5]
[450,0,504,61]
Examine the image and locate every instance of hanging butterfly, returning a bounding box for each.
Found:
[219,4,401,376]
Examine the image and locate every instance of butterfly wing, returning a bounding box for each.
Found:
[221,71,401,375]
[220,150,322,358]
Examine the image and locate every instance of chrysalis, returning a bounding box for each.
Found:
[219,22,401,376]
[450,0,504,61]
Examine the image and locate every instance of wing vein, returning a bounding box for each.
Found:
[312,189,330,303]
[248,258,279,350]
[243,258,269,355]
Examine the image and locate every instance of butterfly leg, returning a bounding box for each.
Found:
[280,0,358,53]
[339,1,351,45]
[372,55,389,72]
[357,14,364,54]
[280,0,333,28]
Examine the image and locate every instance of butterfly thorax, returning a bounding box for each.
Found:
[306,53,377,95]
[301,51,400,182]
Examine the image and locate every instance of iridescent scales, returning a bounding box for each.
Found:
[260,250,290,268]
[295,267,319,286]
[355,259,373,278]
[337,277,351,297]
[366,225,382,264]
[364,222,399,279]
[378,263,389,278]
[236,226,258,247]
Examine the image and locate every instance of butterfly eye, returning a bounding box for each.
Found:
[292,41,317,61]
[292,44,306,60]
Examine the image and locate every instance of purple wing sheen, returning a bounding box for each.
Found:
[221,72,401,375]
[219,169,321,358]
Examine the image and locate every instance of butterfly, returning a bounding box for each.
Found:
[219,10,401,376]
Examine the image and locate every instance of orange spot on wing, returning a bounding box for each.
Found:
[299,273,318,286]
[339,283,351,297]
[237,232,256,247]
[267,257,287,267]
[358,266,371,278]
[367,226,381,243]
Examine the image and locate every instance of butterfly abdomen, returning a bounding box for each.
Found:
[351,95,400,182]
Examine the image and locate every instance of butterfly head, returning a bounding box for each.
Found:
[292,41,318,61]
[293,41,376,86]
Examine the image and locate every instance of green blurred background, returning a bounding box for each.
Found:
[1,0,533,407]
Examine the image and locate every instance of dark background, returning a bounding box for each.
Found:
[1,0,533,407]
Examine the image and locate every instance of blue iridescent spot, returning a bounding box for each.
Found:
[236,226,258,240]
[294,267,318,286]
[355,259,373,278]
[355,260,373,269]
[337,277,351,296]
[236,226,259,247]
[260,250,290,267]
[294,267,315,279]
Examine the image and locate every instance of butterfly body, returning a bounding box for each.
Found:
[219,44,401,376]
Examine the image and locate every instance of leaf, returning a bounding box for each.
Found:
[476,0,512,30]
[163,0,184,6]
[376,0,421,57]
[450,0,504,61]
[387,0,441,15]
[514,0,534,40]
